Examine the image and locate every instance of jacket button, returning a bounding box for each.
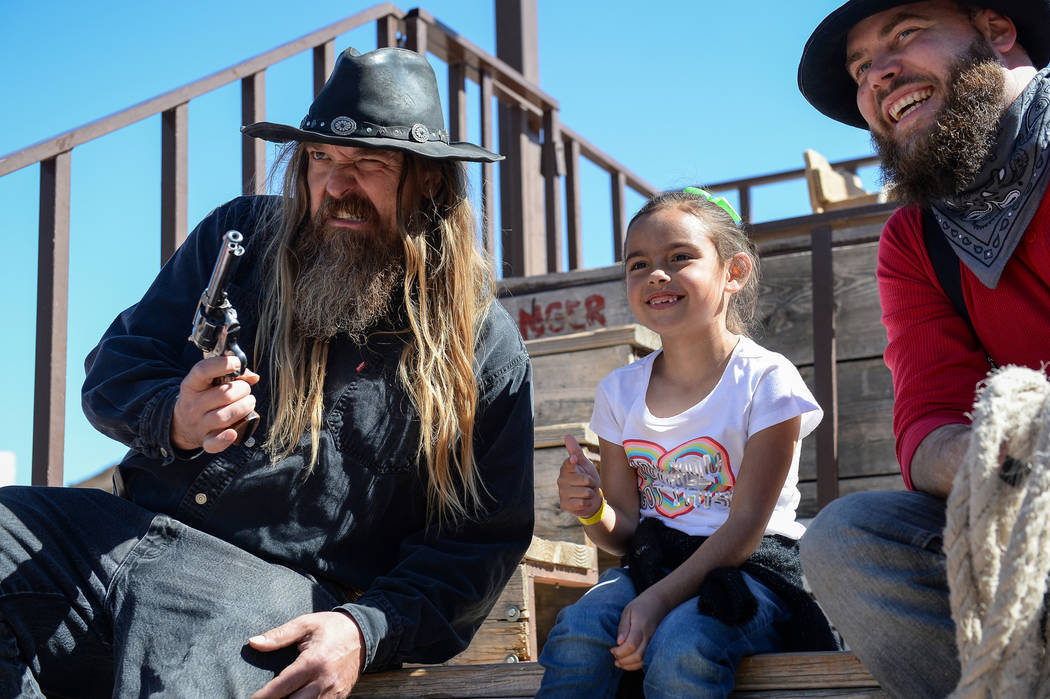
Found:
[160,448,169,458]
[194,493,208,505]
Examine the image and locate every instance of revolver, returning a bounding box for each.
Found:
[189,229,260,446]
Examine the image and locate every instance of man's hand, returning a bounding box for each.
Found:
[171,355,259,453]
[558,434,603,519]
[248,611,365,699]
[610,589,671,671]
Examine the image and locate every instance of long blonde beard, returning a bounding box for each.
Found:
[256,147,496,523]
[291,215,404,343]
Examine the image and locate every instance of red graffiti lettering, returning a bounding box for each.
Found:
[545,301,565,333]
[565,299,585,330]
[518,302,545,340]
[584,294,607,327]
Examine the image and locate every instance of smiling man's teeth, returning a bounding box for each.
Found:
[889,88,933,122]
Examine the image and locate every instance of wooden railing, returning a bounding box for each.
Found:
[0,2,892,510]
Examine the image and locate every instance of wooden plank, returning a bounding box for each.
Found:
[312,41,335,96]
[533,423,595,449]
[161,103,188,263]
[353,653,880,697]
[33,152,71,487]
[754,242,885,366]
[502,280,632,341]
[796,359,897,483]
[353,662,545,698]
[479,70,496,261]
[735,652,879,690]
[241,73,266,196]
[526,324,659,357]
[811,224,839,507]
[531,344,638,427]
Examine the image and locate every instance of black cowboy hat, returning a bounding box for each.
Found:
[798,0,1050,129]
[242,47,502,163]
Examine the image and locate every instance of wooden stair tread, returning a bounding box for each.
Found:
[525,324,660,358]
[351,652,881,697]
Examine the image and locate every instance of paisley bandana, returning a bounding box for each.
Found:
[929,67,1050,289]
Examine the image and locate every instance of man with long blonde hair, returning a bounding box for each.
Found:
[0,47,534,697]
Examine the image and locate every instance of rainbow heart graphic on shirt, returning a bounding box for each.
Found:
[623,437,734,518]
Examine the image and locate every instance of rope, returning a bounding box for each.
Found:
[944,365,1050,698]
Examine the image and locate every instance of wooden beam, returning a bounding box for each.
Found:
[479,70,496,261]
[33,152,71,487]
[611,170,626,262]
[404,10,428,55]
[811,223,840,507]
[563,136,582,270]
[376,15,399,49]
[312,41,334,96]
[448,63,467,142]
[542,108,563,273]
[241,71,266,196]
[161,103,188,264]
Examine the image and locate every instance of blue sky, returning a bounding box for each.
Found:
[0,0,875,486]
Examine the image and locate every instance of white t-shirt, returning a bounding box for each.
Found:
[589,336,822,540]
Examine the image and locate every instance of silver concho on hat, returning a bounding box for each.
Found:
[410,123,429,143]
[331,116,357,136]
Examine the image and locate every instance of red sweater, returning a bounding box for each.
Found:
[877,187,1050,488]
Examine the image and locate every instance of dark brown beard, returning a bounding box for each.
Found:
[872,40,1006,207]
[291,193,404,342]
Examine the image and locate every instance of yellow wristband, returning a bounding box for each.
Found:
[577,495,606,526]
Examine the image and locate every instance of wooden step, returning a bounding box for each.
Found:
[352,652,885,697]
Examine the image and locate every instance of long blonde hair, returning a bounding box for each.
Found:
[255,143,495,522]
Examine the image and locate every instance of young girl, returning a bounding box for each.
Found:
[536,189,832,698]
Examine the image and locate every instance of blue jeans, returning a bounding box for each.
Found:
[0,486,340,698]
[536,567,789,699]
[799,490,960,699]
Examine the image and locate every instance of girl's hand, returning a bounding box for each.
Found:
[558,434,603,519]
[610,589,671,671]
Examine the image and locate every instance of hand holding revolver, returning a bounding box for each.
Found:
[173,230,261,453]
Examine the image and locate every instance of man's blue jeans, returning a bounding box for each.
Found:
[536,566,789,698]
[0,486,340,697]
[799,490,960,699]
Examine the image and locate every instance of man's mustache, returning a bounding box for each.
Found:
[314,193,380,227]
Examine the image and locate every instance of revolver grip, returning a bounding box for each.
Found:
[230,411,261,446]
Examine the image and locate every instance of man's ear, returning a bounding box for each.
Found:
[974,8,1019,57]
[725,253,752,293]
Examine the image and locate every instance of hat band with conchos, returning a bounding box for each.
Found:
[242,46,502,163]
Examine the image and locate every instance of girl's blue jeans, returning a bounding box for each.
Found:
[536,566,790,699]
[0,485,340,698]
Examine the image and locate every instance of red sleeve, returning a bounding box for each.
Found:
[877,207,986,488]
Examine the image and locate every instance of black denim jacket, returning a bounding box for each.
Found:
[82,196,535,670]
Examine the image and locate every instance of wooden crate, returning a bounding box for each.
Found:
[446,536,598,665]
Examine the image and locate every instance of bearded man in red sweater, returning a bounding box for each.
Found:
[796,1,1050,697]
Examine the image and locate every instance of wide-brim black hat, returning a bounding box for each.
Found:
[798,0,1050,129]
[242,47,503,163]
